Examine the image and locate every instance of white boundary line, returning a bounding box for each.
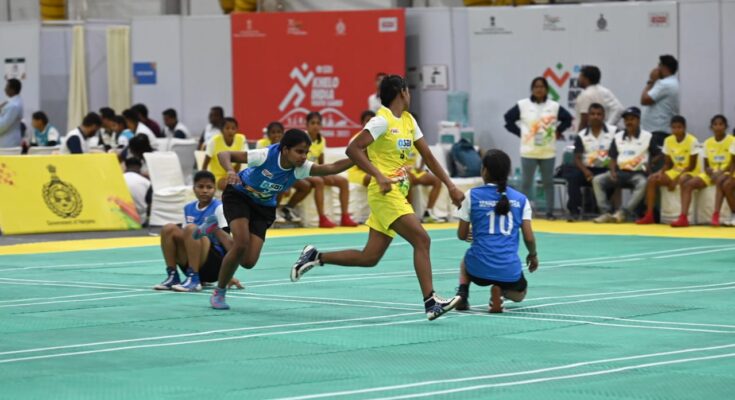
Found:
[505,310,735,329]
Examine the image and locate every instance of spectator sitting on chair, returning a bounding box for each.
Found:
[672,115,732,227]
[592,107,659,223]
[504,76,573,220]
[566,103,616,221]
[641,55,680,157]
[121,134,155,177]
[132,103,163,138]
[637,115,699,225]
[256,121,284,149]
[199,106,225,150]
[406,144,446,223]
[99,107,116,143]
[202,117,246,191]
[162,108,190,139]
[346,110,376,189]
[29,111,60,147]
[61,112,102,154]
[0,78,23,148]
[123,108,158,149]
[112,115,134,148]
[575,65,624,131]
[123,157,152,227]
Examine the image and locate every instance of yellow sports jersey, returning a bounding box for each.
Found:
[663,133,699,173]
[256,138,271,149]
[367,107,419,187]
[206,133,246,180]
[346,133,368,185]
[702,135,734,171]
[307,136,325,163]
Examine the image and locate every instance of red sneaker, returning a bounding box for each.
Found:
[670,214,689,228]
[635,212,655,225]
[711,212,720,227]
[340,213,358,227]
[318,215,336,228]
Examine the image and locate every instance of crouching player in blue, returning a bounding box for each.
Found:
[155,171,242,292]
[455,149,539,313]
[210,129,354,309]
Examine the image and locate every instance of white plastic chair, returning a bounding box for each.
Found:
[27,146,61,155]
[170,138,198,184]
[0,146,22,155]
[144,151,195,226]
[195,150,206,171]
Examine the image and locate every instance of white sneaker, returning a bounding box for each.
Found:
[282,206,302,223]
[422,209,447,223]
[594,213,615,223]
[724,217,735,227]
[275,208,286,223]
[613,210,626,223]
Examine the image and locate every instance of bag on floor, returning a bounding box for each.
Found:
[450,138,481,177]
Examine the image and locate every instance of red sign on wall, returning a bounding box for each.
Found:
[231,9,405,147]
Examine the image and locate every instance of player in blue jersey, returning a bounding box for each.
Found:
[454,149,539,313]
[210,129,354,309]
[155,171,242,292]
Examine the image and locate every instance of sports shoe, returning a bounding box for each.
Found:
[613,210,627,223]
[722,216,735,227]
[425,293,460,320]
[291,245,321,282]
[711,211,720,227]
[422,209,447,223]
[153,269,180,290]
[489,285,503,313]
[594,213,615,223]
[193,215,218,240]
[318,215,336,228]
[670,214,689,228]
[210,288,229,310]
[282,206,302,223]
[172,272,202,292]
[635,211,654,225]
[275,208,286,223]
[340,213,359,227]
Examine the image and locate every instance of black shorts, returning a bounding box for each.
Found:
[222,186,276,240]
[467,272,528,292]
[177,247,223,283]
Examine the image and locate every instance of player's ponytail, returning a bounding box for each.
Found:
[482,149,512,216]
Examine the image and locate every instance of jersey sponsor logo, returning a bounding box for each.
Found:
[261,169,274,178]
[390,128,400,135]
[396,138,412,150]
[186,216,195,224]
[259,180,284,192]
[478,199,521,209]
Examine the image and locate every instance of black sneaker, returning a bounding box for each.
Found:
[425,293,461,321]
[282,206,302,223]
[290,245,321,282]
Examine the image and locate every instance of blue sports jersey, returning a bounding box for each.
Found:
[462,184,530,282]
[184,199,225,255]
[233,144,310,207]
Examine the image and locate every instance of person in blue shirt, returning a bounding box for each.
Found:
[0,79,23,148]
[155,171,242,292]
[210,129,354,310]
[455,149,539,313]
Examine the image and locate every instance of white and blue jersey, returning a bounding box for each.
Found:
[457,184,533,282]
[184,199,228,255]
[233,144,313,207]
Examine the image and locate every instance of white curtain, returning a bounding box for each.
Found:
[106,26,131,112]
[67,25,88,132]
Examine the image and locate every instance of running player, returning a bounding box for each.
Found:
[290,75,465,321]
[637,115,699,224]
[672,115,733,227]
[209,129,353,309]
[454,150,538,313]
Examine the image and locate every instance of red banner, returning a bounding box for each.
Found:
[231,9,405,147]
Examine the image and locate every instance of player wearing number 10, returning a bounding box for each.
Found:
[455,149,539,313]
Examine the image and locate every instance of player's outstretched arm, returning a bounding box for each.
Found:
[218,151,248,185]
[414,137,463,207]
[310,158,354,177]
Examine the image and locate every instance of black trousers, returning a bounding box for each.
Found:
[564,166,608,215]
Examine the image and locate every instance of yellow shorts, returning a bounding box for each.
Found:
[664,169,692,181]
[366,183,415,238]
[409,168,427,180]
[696,172,714,186]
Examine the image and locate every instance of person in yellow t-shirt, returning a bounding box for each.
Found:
[202,117,246,191]
[290,75,465,321]
[637,115,699,224]
[672,115,732,227]
[346,110,376,188]
[255,121,284,149]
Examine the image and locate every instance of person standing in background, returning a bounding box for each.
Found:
[641,55,680,153]
[574,65,624,131]
[0,79,23,149]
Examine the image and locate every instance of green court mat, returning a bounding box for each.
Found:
[1,229,734,399]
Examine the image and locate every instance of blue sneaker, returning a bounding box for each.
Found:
[172,272,202,292]
[425,293,461,321]
[193,215,219,240]
[153,269,181,290]
[290,245,321,282]
[210,288,230,310]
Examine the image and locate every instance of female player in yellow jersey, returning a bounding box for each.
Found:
[672,115,733,227]
[637,115,699,224]
[290,75,465,320]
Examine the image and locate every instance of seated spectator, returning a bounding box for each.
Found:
[162,108,190,138]
[61,112,102,154]
[99,107,116,144]
[132,103,163,138]
[202,117,246,191]
[112,115,134,148]
[123,108,158,149]
[346,110,376,189]
[592,107,659,223]
[198,106,224,150]
[637,116,699,224]
[406,144,446,223]
[672,115,732,227]
[122,134,155,176]
[29,111,60,146]
[154,170,241,292]
[123,157,152,226]
[256,121,284,149]
[565,103,616,220]
[0,78,23,148]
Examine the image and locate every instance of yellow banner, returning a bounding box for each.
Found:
[0,154,141,234]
